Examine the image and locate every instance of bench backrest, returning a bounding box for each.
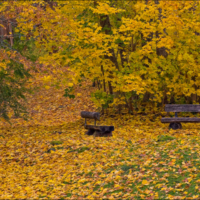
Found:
[80,111,100,120]
[165,104,200,112]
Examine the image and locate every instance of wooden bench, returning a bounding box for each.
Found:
[161,104,200,129]
[81,111,114,137]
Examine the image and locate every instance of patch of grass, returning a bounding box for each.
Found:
[83,181,89,185]
[77,146,90,153]
[94,185,100,191]
[47,148,56,153]
[68,146,90,153]
[126,140,132,144]
[157,135,176,142]
[86,171,94,177]
[108,189,124,194]
[66,193,72,197]
[103,181,114,189]
[167,173,185,185]
[56,146,64,150]
[50,140,63,145]
[39,195,46,198]
[120,164,137,174]
[62,182,69,185]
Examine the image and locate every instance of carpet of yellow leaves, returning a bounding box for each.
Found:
[1,69,200,199]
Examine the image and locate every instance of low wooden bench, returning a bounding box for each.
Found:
[81,111,114,137]
[161,104,200,129]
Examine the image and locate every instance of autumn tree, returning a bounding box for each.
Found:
[0,3,34,122]
[0,50,32,122]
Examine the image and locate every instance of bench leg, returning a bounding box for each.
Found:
[85,129,95,135]
[169,122,182,130]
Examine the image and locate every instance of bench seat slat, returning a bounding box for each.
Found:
[165,104,200,112]
[161,117,200,123]
[81,111,100,120]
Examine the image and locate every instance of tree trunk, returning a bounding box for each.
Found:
[99,14,119,98]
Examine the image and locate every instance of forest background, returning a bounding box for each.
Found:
[1,0,200,121]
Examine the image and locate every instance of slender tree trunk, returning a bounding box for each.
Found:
[99,13,119,102]
[101,65,106,92]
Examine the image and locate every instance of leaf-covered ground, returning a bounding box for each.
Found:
[1,70,200,199]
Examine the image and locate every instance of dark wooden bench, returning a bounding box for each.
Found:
[161,104,200,129]
[81,111,114,137]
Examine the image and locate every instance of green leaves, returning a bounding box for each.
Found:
[63,87,75,99]
[0,55,31,123]
[91,90,114,109]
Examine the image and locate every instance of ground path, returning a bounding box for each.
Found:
[1,66,200,198]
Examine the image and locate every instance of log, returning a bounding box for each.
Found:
[81,111,100,120]
[85,125,114,132]
[161,117,200,123]
[85,129,95,135]
[165,104,200,112]
[93,131,113,137]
